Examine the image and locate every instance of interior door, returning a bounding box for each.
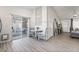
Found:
[62,20,71,32]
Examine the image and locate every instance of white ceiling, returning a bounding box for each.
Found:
[6,6,79,20]
[6,6,40,10]
[18,6,79,20]
[23,6,79,20]
[53,6,79,20]
[22,6,79,20]
[19,6,40,9]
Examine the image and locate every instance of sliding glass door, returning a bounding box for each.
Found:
[12,14,29,40]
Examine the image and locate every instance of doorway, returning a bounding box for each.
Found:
[12,14,29,40]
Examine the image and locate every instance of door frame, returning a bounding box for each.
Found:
[11,14,30,40]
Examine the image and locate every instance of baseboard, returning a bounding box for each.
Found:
[48,36,53,40]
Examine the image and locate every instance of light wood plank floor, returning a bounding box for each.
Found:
[0,33,79,52]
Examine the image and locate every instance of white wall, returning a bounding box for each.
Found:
[0,6,34,41]
[35,7,42,26]
[42,6,47,30]
[47,6,60,39]
[29,7,42,28]
[61,20,71,32]
[29,9,36,28]
[41,6,48,40]
[0,7,12,41]
[47,7,54,39]
[34,6,60,40]
[73,18,79,30]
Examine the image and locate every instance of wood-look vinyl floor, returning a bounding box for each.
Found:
[0,33,79,52]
